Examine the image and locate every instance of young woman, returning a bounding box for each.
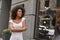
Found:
[9,6,26,40]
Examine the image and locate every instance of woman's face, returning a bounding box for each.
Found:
[17,9,22,18]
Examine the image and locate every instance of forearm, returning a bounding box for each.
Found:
[10,27,26,32]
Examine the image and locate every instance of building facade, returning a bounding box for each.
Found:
[0,0,60,40]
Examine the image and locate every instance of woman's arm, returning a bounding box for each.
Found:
[9,20,26,32]
[19,19,26,31]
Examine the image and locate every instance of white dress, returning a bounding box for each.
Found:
[9,17,25,40]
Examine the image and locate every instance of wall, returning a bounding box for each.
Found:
[11,0,36,40]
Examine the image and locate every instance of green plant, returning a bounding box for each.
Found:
[2,29,11,35]
[2,29,11,40]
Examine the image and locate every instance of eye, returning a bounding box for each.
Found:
[18,9,22,12]
[18,11,22,12]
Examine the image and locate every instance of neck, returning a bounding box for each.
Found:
[15,17,20,20]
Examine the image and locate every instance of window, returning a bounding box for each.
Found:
[45,0,49,7]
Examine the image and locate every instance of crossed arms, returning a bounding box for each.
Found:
[9,20,26,32]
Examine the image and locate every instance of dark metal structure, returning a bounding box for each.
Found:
[34,0,56,40]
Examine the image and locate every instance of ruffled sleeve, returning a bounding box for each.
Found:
[9,19,13,23]
[22,17,26,22]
